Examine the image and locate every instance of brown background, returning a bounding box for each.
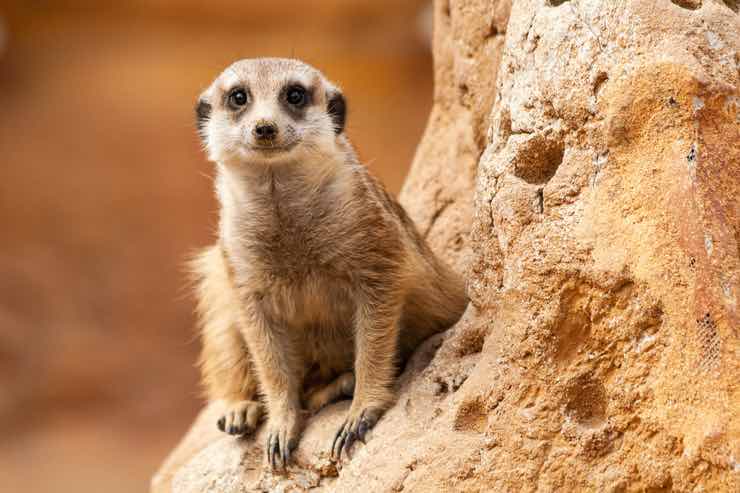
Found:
[0,2,431,492]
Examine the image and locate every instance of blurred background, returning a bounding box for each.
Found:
[0,2,432,492]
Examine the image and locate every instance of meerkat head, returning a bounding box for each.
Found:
[195,58,347,166]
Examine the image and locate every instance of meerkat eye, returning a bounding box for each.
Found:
[228,88,248,109]
[286,85,306,106]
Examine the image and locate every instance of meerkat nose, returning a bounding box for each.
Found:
[253,121,278,141]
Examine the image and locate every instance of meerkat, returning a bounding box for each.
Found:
[191,58,467,469]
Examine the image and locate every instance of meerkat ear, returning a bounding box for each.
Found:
[195,97,212,142]
[327,90,346,134]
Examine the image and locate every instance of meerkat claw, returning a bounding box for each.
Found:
[266,428,297,471]
[357,420,370,443]
[266,432,281,470]
[331,408,380,460]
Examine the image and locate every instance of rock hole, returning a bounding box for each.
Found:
[442,0,451,17]
[667,96,679,107]
[455,325,487,357]
[563,374,607,428]
[547,0,571,6]
[671,0,702,9]
[511,134,565,185]
[454,397,488,433]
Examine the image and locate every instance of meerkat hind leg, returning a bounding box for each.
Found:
[305,372,355,414]
[191,245,265,437]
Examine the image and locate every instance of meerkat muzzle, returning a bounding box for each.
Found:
[253,120,278,142]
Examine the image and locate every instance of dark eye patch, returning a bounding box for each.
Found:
[285,85,307,107]
[280,83,313,118]
[224,86,251,111]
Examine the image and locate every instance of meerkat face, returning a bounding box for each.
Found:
[195,58,346,166]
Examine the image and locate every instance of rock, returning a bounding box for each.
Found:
[467,0,738,490]
[154,0,739,491]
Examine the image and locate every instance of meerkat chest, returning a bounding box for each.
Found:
[240,200,343,273]
[220,174,359,286]
[224,205,357,330]
[217,166,374,331]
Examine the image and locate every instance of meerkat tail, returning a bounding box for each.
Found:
[399,258,468,358]
[190,244,259,402]
[432,259,469,326]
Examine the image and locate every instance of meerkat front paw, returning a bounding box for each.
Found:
[331,403,385,460]
[265,408,302,470]
[217,400,263,436]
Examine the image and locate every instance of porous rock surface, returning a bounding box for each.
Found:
[153,1,739,491]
